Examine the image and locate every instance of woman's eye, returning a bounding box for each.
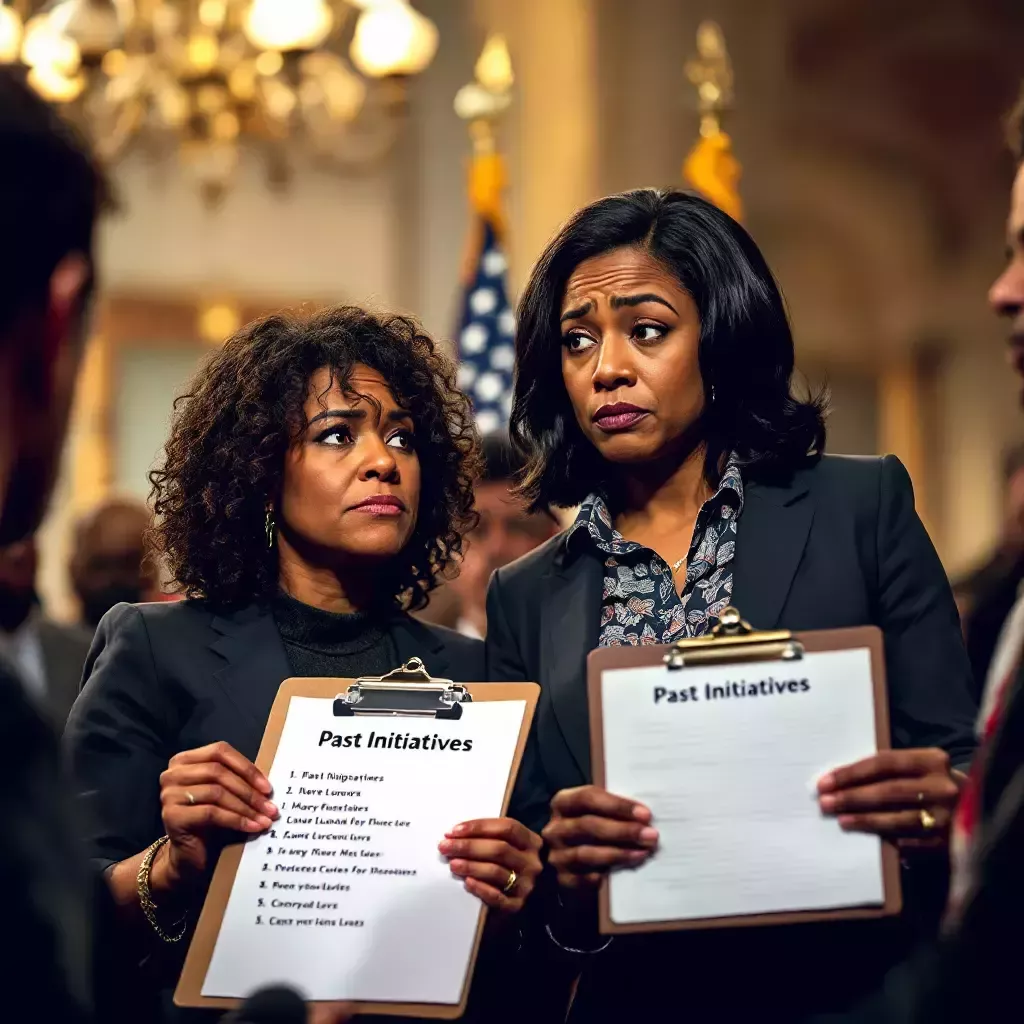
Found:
[387,431,414,450]
[633,323,667,343]
[563,331,597,353]
[318,427,352,446]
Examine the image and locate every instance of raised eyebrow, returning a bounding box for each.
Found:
[610,293,679,314]
[560,301,593,324]
[308,408,365,426]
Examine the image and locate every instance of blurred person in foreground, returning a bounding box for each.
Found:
[65,307,543,1023]
[0,535,93,726]
[447,433,556,638]
[804,84,1024,1024]
[71,494,160,629]
[0,65,108,1022]
[953,442,1024,699]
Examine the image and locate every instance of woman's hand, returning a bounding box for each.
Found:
[157,741,279,887]
[439,818,543,913]
[817,748,963,847]
[542,785,658,890]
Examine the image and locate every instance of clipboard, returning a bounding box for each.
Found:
[588,607,902,935]
[175,659,539,1018]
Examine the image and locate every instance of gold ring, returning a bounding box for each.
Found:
[502,870,517,895]
[186,791,196,806]
[919,808,937,830]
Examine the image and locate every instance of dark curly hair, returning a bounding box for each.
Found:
[513,189,827,510]
[150,306,481,611]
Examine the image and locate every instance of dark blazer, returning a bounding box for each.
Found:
[486,454,978,1021]
[816,676,1024,1024]
[63,599,488,1023]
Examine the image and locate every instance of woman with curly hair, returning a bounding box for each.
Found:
[64,306,543,1022]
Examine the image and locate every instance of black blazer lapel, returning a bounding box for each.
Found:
[542,548,603,781]
[731,475,815,630]
[209,604,293,743]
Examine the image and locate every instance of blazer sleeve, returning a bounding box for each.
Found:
[876,455,977,768]
[485,571,553,836]
[63,604,172,873]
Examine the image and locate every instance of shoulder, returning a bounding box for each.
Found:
[491,531,565,595]
[417,621,485,678]
[784,453,911,510]
[94,597,217,643]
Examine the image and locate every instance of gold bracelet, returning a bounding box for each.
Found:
[137,835,187,943]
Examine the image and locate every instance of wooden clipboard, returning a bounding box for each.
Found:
[588,607,902,935]
[175,660,539,1018]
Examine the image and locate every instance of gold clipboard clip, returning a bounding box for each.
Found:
[332,657,473,720]
[663,606,804,670]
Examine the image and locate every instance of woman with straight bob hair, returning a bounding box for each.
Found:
[487,189,978,1020]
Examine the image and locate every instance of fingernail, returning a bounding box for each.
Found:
[628,849,649,863]
[817,773,836,793]
[632,804,652,823]
[819,795,837,812]
[448,859,467,875]
[263,801,278,816]
[639,827,659,844]
[256,815,273,830]
[450,823,466,834]
[256,776,272,795]
[838,815,854,830]
[244,819,264,831]
[438,839,454,854]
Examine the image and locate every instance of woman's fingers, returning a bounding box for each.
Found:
[818,748,951,793]
[161,763,278,820]
[164,802,271,836]
[438,837,523,869]
[543,814,658,851]
[549,844,651,874]
[836,807,952,838]
[819,775,959,814]
[446,817,541,851]
[168,741,272,795]
[162,784,273,829]
[550,785,650,823]
[461,875,524,913]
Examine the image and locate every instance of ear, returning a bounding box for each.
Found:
[40,253,91,396]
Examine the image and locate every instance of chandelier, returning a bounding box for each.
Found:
[0,0,439,203]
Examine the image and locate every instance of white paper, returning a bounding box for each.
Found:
[602,648,884,925]
[201,697,526,1004]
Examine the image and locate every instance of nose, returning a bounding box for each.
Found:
[358,436,399,483]
[989,260,1024,319]
[592,330,637,392]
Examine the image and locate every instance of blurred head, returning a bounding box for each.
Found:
[151,307,480,611]
[70,497,155,627]
[512,189,826,509]
[991,87,1024,404]
[0,68,107,545]
[449,434,556,635]
[0,537,39,633]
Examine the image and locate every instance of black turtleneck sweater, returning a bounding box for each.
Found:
[272,591,397,679]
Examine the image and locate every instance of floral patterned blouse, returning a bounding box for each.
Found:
[565,454,744,645]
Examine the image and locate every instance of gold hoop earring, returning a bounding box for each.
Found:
[265,508,275,549]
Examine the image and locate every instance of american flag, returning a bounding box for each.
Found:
[456,220,515,436]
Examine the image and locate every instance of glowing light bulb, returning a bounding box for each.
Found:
[350,1,438,79]
[22,15,81,76]
[0,4,24,64]
[244,0,332,52]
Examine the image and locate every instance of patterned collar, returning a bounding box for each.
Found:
[566,452,744,558]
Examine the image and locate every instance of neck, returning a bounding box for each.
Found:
[614,443,711,535]
[276,537,382,615]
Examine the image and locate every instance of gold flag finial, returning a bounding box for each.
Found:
[683,21,743,222]
[454,33,513,233]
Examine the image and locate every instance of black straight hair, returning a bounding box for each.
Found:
[511,189,827,509]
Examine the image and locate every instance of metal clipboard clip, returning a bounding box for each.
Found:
[332,657,473,720]
[663,606,804,670]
